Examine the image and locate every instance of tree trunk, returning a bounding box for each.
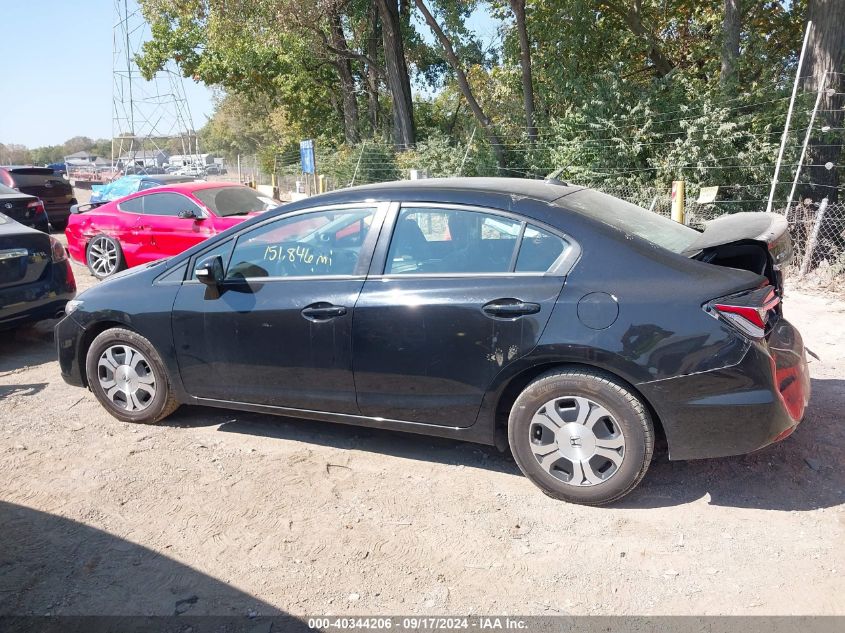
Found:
[509,0,536,143]
[328,11,360,145]
[720,0,741,87]
[600,0,674,77]
[376,0,415,150]
[366,3,381,136]
[414,0,505,170]
[802,1,844,202]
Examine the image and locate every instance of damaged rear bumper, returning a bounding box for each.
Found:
[638,317,810,461]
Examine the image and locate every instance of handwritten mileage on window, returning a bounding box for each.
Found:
[263,244,333,268]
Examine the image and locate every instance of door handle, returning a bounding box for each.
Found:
[301,303,348,321]
[482,299,541,318]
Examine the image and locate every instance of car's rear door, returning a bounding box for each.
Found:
[351,203,575,427]
[171,203,387,412]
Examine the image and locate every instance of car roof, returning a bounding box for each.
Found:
[139,174,201,183]
[293,177,584,207]
[0,165,55,172]
[124,180,240,195]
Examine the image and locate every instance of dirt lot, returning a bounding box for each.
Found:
[0,229,843,617]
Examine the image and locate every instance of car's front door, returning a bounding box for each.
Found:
[172,204,386,413]
[352,204,574,427]
[131,192,214,262]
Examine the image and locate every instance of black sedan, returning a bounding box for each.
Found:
[55,178,810,505]
[0,213,76,330]
[0,184,49,232]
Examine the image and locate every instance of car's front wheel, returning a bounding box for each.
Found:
[86,235,125,279]
[85,328,179,423]
[508,368,654,505]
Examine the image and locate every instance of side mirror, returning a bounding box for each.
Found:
[195,255,224,286]
[178,209,198,219]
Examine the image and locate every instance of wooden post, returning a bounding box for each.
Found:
[800,198,829,276]
[671,181,685,224]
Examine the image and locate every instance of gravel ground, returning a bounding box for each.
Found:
[0,227,843,617]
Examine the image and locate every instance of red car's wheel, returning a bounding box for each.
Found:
[86,235,126,279]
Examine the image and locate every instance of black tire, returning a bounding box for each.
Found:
[86,235,126,279]
[85,327,179,424]
[508,367,654,506]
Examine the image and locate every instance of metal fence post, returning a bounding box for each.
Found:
[766,20,812,213]
[784,77,827,219]
[800,198,829,276]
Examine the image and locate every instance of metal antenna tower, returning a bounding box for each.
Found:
[112,0,199,171]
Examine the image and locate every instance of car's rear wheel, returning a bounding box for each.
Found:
[85,328,179,424]
[508,368,654,505]
[86,235,125,279]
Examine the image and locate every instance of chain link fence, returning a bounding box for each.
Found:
[605,185,845,290]
[785,199,845,290]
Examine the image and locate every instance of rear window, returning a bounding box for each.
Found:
[0,184,18,195]
[193,186,278,217]
[9,167,53,176]
[560,189,698,254]
[7,168,68,188]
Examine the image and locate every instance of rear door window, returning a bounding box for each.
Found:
[515,225,566,272]
[385,207,522,275]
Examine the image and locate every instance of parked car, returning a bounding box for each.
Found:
[66,182,279,279]
[204,164,227,175]
[0,166,76,229]
[1,213,76,330]
[56,178,810,505]
[175,165,206,177]
[0,184,49,232]
[90,174,202,204]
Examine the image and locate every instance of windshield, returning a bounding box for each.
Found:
[560,189,699,254]
[193,186,279,217]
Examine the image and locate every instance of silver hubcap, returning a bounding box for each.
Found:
[88,237,118,276]
[97,344,156,412]
[529,396,626,487]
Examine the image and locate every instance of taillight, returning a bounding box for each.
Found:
[27,199,46,217]
[705,285,780,339]
[49,236,68,263]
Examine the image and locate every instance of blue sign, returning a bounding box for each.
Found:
[300,139,315,174]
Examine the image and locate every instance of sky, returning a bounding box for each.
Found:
[0,1,499,149]
[0,0,215,148]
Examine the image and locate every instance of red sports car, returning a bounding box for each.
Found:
[66,182,280,278]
